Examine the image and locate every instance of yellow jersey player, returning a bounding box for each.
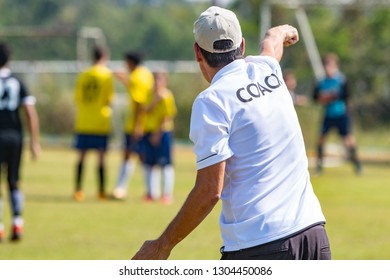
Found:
[73,46,114,201]
[141,71,177,204]
[112,52,154,200]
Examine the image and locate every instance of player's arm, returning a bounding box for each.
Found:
[342,80,350,107]
[132,161,225,260]
[23,103,41,160]
[313,83,338,105]
[106,75,115,106]
[313,84,320,102]
[133,101,145,140]
[260,24,299,62]
[150,117,165,147]
[114,69,130,88]
[145,94,163,112]
[317,92,338,105]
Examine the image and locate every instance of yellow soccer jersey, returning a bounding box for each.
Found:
[144,89,177,133]
[124,66,154,133]
[74,64,114,135]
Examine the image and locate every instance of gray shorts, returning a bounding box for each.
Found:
[220,223,331,260]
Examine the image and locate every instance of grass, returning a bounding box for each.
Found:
[0,144,389,260]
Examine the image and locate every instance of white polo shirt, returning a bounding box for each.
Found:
[189,55,326,251]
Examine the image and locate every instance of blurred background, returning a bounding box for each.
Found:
[1,0,390,260]
[1,0,389,157]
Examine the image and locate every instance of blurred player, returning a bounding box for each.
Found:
[141,71,177,204]
[0,42,41,241]
[313,53,362,175]
[112,52,154,200]
[73,46,114,201]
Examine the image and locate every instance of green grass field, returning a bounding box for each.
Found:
[0,144,389,260]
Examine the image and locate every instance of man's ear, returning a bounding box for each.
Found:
[241,38,245,56]
[194,43,203,62]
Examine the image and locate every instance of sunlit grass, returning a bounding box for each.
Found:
[0,145,389,259]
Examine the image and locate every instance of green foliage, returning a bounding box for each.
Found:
[1,0,390,134]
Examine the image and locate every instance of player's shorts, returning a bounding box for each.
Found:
[220,223,331,260]
[139,131,173,166]
[124,133,142,153]
[321,115,351,137]
[74,134,109,151]
[0,130,23,184]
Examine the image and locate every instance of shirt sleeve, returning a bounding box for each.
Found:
[129,69,153,105]
[189,96,233,170]
[19,79,36,105]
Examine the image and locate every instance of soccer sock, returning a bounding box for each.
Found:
[348,146,362,172]
[317,145,323,162]
[150,166,161,200]
[348,146,358,163]
[76,161,83,191]
[162,165,174,198]
[144,165,161,200]
[9,186,23,217]
[98,164,105,194]
[116,160,134,190]
[144,165,152,198]
[13,215,24,228]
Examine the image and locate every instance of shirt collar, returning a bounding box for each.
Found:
[211,59,245,85]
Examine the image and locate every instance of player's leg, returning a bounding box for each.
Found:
[73,134,88,201]
[97,149,107,200]
[339,115,362,174]
[7,136,24,241]
[316,118,330,174]
[96,135,109,200]
[142,133,160,201]
[74,150,87,201]
[160,132,174,204]
[161,165,174,204]
[0,140,5,242]
[0,170,4,242]
[113,134,136,200]
[144,164,161,201]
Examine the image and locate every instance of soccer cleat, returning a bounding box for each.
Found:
[160,195,173,205]
[143,194,154,203]
[10,223,23,242]
[112,188,127,200]
[73,191,85,202]
[315,161,323,175]
[355,162,363,175]
[0,225,4,243]
[97,192,107,201]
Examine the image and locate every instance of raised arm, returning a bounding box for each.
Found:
[260,24,299,62]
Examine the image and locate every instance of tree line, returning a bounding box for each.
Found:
[1,0,389,135]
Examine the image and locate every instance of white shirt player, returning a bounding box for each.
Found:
[190,55,326,252]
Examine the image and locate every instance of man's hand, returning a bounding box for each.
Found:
[281,25,299,47]
[132,239,171,260]
[318,91,338,105]
[30,141,41,161]
[260,24,299,61]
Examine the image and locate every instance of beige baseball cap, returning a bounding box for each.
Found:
[193,6,242,53]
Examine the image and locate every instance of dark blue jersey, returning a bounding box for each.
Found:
[0,69,30,132]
